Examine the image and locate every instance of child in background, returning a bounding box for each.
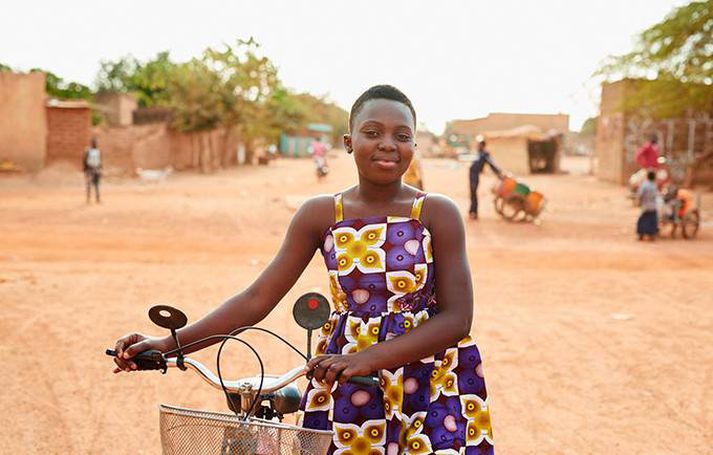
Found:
[637,170,659,241]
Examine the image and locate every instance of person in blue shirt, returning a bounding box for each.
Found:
[469,136,502,219]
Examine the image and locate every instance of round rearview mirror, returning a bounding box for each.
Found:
[148,305,188,331]
[292,293,330,330]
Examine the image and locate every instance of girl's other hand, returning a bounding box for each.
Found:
[306,352,374,386]
[112,333,168,374]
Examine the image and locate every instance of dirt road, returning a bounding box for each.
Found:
[1,154,711,454]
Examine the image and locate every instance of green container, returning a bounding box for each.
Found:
[514,182,531,196]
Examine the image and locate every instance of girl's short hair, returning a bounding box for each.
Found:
[349,85,416,131]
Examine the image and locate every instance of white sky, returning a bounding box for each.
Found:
[1,0,686,133]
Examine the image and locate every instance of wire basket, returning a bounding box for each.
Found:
[159,404,333,455]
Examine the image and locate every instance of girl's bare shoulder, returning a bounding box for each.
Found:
[421,193,463,230]
[293,194,339,234]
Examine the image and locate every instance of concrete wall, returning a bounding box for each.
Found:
[46,104,92,165]
[0,72,47,171]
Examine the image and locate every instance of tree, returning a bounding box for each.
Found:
[96,52,176,108]
[30,69,93,101]
[166,59,224,132]
[597,1,712,117]
[598,1,713,185]
[579,117,597,136]
[294,92,349,144]
[92,38,347,156]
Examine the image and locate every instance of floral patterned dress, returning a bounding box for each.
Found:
[300,192,494,455]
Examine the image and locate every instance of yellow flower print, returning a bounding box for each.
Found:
[335,232,355,249]
[422,234,433,263]
[329,271,349,312]
[332,224,386,275]
[390,275,416,293]
[361,250,383,269]
[399,412,432,454]
[337,253,355,274]
[304,379,333,412]
[386,265,428,312]
[315,313,338,355]
[379,368,403,420]
[413,264,427,288]
[430,348,459,400]
[386,266,428,297]
[343,317,381,354]
[360,227,384,246]
[333,420,386,455]
[461,395,494,446]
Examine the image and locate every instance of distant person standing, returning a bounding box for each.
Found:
[469,136,501,220]
[83,138,102,204]
[636,170,659,241]
[635,134,661,170]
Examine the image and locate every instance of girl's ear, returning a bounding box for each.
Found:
[343,134,353,154]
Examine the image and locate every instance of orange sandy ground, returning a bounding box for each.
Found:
[1,155,712,454]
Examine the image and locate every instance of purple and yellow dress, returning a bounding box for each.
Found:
[300,192,494,454]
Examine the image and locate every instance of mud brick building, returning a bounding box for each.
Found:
[596,79,713,186]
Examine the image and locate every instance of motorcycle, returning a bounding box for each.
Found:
[314,156,329,180]
[628,156,671,204]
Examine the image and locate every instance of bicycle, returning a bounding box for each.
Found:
[106,292,378,455]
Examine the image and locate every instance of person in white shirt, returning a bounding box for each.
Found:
[83,138,103,204]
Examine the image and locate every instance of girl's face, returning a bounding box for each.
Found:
[345,99,416,185]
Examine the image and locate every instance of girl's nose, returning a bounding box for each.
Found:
[378,139,396,151]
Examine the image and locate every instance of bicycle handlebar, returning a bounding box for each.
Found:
[105,349,379,392]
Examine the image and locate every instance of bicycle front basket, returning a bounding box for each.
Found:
[159,404,333,455]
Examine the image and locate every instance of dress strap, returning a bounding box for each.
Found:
[410,192,427,220]
[334,193,344,223]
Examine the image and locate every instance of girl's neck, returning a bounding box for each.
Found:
[355,178,403,204]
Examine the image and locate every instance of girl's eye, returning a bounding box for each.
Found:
[365,131,379,138]
[397,134,411,142]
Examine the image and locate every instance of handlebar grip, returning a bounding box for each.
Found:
[105,348,167,371]
[349,375,380,387]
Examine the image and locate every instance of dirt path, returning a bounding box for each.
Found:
[1,155,711,454]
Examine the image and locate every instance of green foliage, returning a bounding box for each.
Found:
[0,62,12,72]
[597,1,713,117]
[26,68,92,101]
[202,39,285,139]
[294,92,349,143]
[167,59,224,132]
[96,52,175,108]
[580,117,597,136]
[93,38,347,140]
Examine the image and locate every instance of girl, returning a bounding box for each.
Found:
[112,85,494,454]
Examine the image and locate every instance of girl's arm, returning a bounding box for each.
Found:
[113,196,332,370]
[308,194,474,383]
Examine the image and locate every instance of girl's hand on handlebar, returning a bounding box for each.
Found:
[112,333,168,373]
[306,352,373,387]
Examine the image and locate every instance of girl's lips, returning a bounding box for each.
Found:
[374,159,398,170]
